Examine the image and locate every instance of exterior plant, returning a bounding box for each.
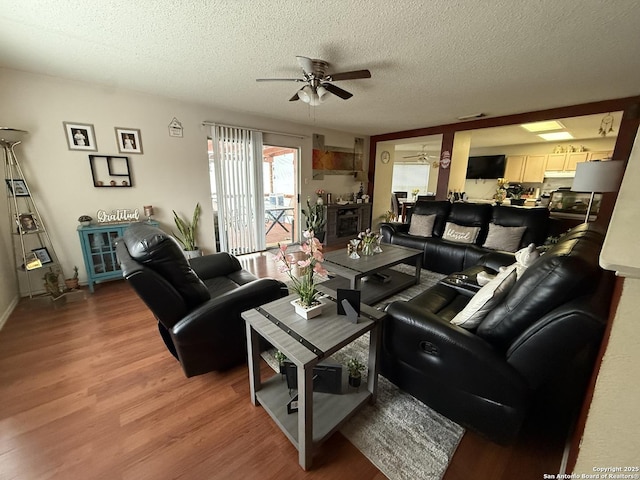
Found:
[275,230,328,307]
[172,203,201,251]
[301,197,326,233]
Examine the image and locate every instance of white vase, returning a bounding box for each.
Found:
[184,248,202,260]
[316,196,324,205]
[291,299,324,319]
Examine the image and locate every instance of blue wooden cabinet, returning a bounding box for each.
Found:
[77,221,158,292]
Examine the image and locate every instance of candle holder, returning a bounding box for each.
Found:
[143,205,154,222]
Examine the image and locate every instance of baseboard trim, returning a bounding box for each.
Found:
[0,295,20,331]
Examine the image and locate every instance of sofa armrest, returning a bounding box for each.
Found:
[385,301,528,403]
[188,252,242,279]
[171,278,287,343]
[476,251,516,271]
[379,221,409,242]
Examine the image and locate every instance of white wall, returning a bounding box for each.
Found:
[0,68,367,307]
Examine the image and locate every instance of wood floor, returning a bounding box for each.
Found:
[0,250,568,480]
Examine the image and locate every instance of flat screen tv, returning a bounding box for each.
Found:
[466,155,506,179]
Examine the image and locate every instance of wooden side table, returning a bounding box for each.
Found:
[242,287,385,470]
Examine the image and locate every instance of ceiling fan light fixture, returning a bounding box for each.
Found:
[316,85,329,102]
[297,85,313,103]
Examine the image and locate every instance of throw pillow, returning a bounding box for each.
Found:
[408,214,437,237]
[450,264,517,329]
[442,222,480,244]
[482,223,527,252]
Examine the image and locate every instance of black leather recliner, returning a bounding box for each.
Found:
[380,223,613,444]
[115,222,287,377]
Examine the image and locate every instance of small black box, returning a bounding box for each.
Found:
[284,359,343,394]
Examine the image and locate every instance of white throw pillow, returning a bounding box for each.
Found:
[409,214,436,237]
[450,264,517,329]
[482,223,527,252]
[442,222,480,244]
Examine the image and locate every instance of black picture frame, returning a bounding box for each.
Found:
[6,179,29,196]
[32,247,53,265]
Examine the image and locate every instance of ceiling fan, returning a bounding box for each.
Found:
[256,56,371,106]
[403,145,440,166]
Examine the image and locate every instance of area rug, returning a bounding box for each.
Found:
[264,264,465,480]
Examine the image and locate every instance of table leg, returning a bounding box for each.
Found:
[414,256,422,284]
[245,322,261,406]
[367,322,380,403]
[297,364,314,470]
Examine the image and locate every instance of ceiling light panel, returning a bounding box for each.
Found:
[538,132,574,141]
[521,120,566,132]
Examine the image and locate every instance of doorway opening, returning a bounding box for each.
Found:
[262,145,299,248]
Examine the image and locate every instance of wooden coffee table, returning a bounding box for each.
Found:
[321,243,423,305]
[242,288,385,470]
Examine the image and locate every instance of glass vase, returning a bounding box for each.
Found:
[362,242,374,256]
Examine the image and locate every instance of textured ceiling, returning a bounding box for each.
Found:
[1,0,639,136]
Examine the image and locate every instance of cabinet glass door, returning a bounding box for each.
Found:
[87,230,121,275]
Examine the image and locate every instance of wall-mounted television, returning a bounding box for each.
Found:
[466,155,506,179]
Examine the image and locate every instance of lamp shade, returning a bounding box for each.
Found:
[0,127,28,145]
[571,160,624,193]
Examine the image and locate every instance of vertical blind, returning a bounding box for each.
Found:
[210,125,265,254]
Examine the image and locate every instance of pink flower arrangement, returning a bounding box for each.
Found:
[275,230,328,307]
[316,188,325,196]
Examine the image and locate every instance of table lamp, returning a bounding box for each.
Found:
[571,160,624,223]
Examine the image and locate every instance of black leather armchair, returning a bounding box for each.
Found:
[381,223,613,443]
[115,222,287,377]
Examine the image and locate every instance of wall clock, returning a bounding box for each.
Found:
[381,151,390,164]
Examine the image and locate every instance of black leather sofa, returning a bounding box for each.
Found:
[380,223,613,444]
[116,222,287,377]
[379,201,550,274]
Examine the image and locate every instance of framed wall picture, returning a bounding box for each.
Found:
[32,247,53,265]
[63,122,98,151]
[115,127,143,154]
[5,179,29,196]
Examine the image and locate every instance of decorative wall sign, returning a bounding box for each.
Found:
[115,127,143,154]
[89,155,132,187]
[96,209,140,223]
[63,122,98,151]
[440,150,451,169]
[168,117,183,137]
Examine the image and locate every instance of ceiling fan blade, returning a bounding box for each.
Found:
[327,69,371,81]
[322,83,353,100]
[403,154,421,159]
[256,78,304,82]
[289,91,300,102]
[296,56,315,74]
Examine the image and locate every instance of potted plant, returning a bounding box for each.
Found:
[275,230,328,319]
[64,266,79,290]
[43,268,62,298]
[509,184,526,206]
[78,215,92,227]
[347,357,366,388]
[301,197,326,243]
[172,203,202,259]
[274,350,288,375]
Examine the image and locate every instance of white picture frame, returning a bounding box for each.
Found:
[63,122,97,151]
[115,127,143,154]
